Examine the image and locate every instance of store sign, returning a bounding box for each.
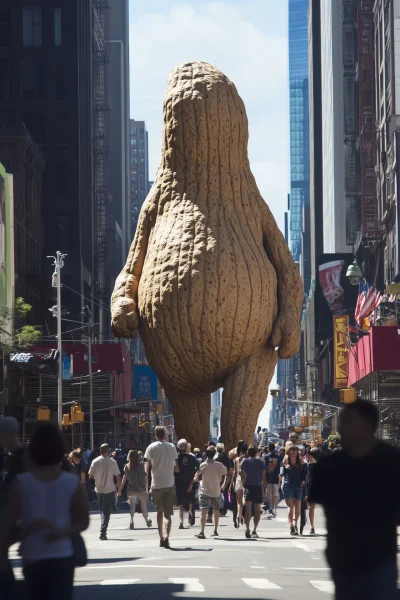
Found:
[62,355,72,380]
[133,365,158,401]
[333,314,349,389]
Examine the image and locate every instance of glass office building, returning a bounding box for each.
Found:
[288,0,310,263]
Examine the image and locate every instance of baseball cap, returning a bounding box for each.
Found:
[0,416,19,435]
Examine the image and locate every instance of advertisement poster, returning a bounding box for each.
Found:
[315,254,358,344]
[318,260,345,313]
[62,355,72,380]
[333,314,349,389]
[133,365,158,401]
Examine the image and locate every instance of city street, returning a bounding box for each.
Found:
[11,506,333,599]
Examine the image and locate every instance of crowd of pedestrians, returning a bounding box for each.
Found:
[1,398,400,600]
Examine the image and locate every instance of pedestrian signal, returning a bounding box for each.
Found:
[37,407,50,421]
[340,388,356,404]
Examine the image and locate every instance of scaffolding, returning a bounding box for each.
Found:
[358,0,381,240]
[343,0,360,246]
[92,0,111,305]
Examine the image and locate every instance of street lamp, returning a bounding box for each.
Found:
[346,259,363,286]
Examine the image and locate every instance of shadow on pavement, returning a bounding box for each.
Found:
[87,556,143,564]
[73,583,272,600]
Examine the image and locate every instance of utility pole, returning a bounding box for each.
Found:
[283,359,288,430]
[85,306,94,450]
[48,252,66,428]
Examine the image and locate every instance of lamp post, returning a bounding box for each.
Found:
[48,252,66,427]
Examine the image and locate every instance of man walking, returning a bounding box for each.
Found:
[264,442,282,516]
[309,400,400,600]
[145,426,179,549]
[240,445,267,538]
[175,439,199,528]
[89,443,122,540]
[194,446,228,539]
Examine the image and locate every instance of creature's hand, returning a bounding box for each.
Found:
[111,296,139,338]
[270,313,301,359]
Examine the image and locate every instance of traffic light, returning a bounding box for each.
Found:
[340,388,357,404]
[70,402,84,423]
[37,407,50,421]
[62,414,71,427]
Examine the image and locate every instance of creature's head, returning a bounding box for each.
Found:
[161,61,249,171]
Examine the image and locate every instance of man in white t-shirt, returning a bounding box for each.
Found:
[89,443,121,540]
[194,446,228,539]
[145,426,178,548]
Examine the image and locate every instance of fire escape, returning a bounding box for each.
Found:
[343,0,360,246]
[92,0,111,308]
[356,0,381,248]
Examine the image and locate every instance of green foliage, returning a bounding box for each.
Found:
[327,433,341,443]
[0,297,41,353]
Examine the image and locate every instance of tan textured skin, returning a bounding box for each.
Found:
[111,62,303,450]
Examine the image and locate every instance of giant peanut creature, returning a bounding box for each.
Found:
[111,62,303,450]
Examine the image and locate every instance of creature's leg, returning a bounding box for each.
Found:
[164,388,211,449]
[221,347,277,451]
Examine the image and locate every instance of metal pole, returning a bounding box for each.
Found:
[56,252,63,428]
[88,314,94,450]
[283,359,287,430]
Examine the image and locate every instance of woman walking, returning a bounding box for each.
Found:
[280,445,306,535]
[3,422,89,600]
[304,447,321,535]
[121,449,152,530]
[234,441,248,527]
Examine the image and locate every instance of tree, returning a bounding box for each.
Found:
[0,297,41,354]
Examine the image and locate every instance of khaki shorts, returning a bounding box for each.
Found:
[151,486,175,518]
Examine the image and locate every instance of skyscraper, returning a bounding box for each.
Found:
[288,0,310,267]
[130,120,149,237]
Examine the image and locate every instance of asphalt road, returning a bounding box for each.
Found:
[11,504,333,599]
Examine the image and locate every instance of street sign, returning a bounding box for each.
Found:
[84,354,98,363]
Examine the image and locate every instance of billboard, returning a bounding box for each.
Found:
[315,253,358,344]
[333,314,349,389]
[133,365,158,401]
[0,163,14,339]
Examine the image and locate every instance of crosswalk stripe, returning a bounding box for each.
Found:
[100,579,140,586]
[242,578,282,590]
[310,580,335,594]
[169,578,205,592]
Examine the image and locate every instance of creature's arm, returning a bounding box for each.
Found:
[261,202,303,359]
[111,207,151,338]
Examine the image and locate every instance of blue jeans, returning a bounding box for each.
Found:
[97,491,115,535]
[334,565,398,600]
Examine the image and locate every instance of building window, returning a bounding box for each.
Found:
[139,128,144,136]
[0,9,11,47]
[22,58,44,100]
[140,158,144,164]
[55,58,66,100]
[131,138,137,145]
[23,7,43,47]
[54,8,62,46]
[0,59,10,100]
[131,128,137,135]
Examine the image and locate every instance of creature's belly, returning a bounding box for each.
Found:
[137,212,277,389]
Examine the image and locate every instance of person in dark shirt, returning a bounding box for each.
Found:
[214,443,234,517]
[280,446,306,535]
[175,439,199,528]
[309,400,400,600]
[240,445,267,539]
[264,442,282,516]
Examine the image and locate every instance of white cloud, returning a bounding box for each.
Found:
[129,1,289,231]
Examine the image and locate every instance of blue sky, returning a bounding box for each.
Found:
[129,0,289,232]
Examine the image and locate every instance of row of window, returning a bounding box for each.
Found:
[0,7,62,48]
[0,57,67,102]
[131,157,146,164]
[131,128,145,136]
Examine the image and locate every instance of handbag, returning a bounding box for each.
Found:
[71,533,87,568]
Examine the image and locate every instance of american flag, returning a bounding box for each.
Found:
[355,281,382,326]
